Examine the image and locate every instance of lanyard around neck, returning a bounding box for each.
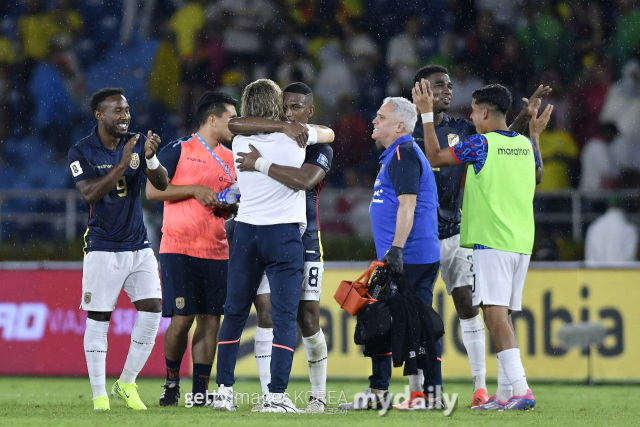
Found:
[193,133,234,182]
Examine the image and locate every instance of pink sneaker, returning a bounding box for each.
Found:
[472,394,508,410]
[500,389,536,411]
[393,391,428,410]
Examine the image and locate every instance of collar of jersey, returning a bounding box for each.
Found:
[380,134,413,159]
[488,129,519,137]
[89,125,129,150]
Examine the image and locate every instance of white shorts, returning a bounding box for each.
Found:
[472,249,530,311]
[256,261,323,302]
[81,248,162,312]
[439,234,474,295]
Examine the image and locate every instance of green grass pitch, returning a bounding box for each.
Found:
[1,377,638,426]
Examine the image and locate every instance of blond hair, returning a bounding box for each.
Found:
[240,79,286,121]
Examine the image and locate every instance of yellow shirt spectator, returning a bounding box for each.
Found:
[169,2,206,59]
[537,128,579,190]
[17,11,82,60]
[0,37,15,64]
[18,13,58,60]
[148,42,181,111]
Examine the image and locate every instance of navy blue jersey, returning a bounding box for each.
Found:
[156,136,186,179]
[68,126,150,253]
[302,143,333,262]
[413,114,476,240]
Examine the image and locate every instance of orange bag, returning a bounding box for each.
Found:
[334,261,386,316]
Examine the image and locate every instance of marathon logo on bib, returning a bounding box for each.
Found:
[497,147,531,156]
[317,153,329,168]
[70,161,83,177]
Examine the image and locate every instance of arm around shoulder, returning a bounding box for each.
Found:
[309,124,335,143]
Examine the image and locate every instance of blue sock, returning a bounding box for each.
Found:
[192,363,212,397]
[165,357,182,385]
[423,339,442,395]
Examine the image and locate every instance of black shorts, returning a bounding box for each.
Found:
[160,253,227,317]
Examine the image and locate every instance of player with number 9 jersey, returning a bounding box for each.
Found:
[69,129,151,253]
[68,87,168,411]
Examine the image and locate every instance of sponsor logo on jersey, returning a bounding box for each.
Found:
[187,157,206,164]
[447,134,460,147]
[317,153,329,168]
[176,297,185,309]
[130,153,140,169]
[96,164,113,169]
[497,147,531,156]
[70,161,83,177]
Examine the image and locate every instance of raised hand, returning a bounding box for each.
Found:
[119,134,139,169]
[523,85,552,117]
[412,78,438,114]
[282,121,309,148]
[145,130,161,159]
[529,104,554,137]
[236,144,262,172]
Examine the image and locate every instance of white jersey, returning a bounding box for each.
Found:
[233,132,306,228]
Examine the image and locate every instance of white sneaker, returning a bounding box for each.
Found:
[251,393,266,412]
[212,386,236,412]
[338,388,389,411]
[305,396,327,413]
[260,392,300,413]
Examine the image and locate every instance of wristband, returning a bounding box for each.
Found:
[254,157,272,174]
[421,112,434,123]
[307,125,318,145]
[146,154,160,170]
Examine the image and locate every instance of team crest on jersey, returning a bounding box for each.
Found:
[448,134,460,147]
[175,297,185,309]
[130,153,140,169]
[84,292,92,304]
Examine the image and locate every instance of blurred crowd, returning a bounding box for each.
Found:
[0,0,639,257]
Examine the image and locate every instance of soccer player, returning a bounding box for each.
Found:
[68,87,169,411]
[414,80,552,411]
[213,79,307,413]
[231,82,334,413]
[145,92,238,407]
[403,65,550,408]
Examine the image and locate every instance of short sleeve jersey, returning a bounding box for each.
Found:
[413,114,476,239]
[68,126,150,253]
[302,143,333,262]
[370,135,440,264]
[157,134,236,260]
[451,130,541,174]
